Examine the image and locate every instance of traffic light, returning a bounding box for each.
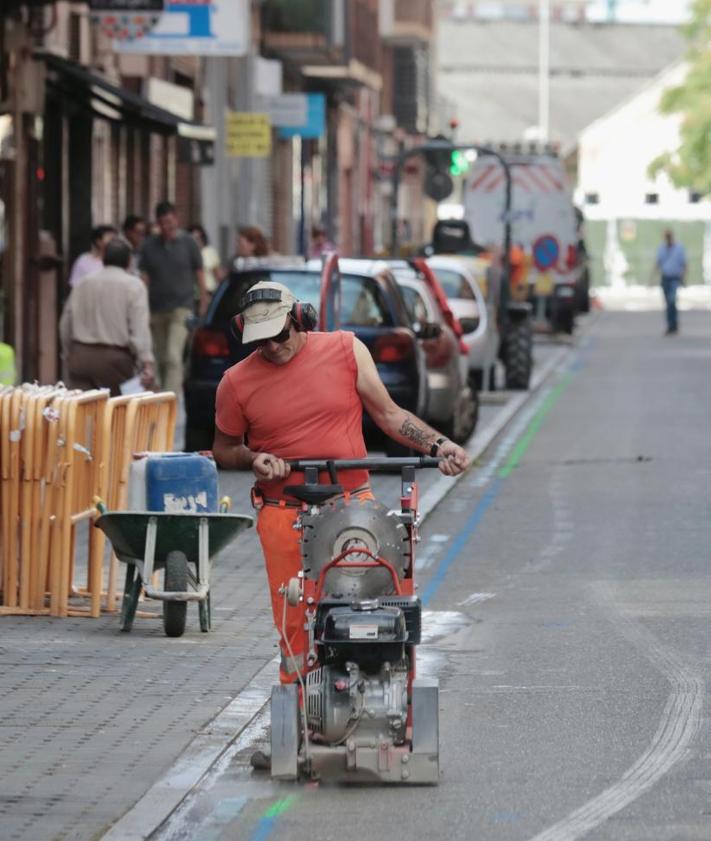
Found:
[449,150,470,177]
[423,135,455,201]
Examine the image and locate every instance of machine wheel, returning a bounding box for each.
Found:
[184,425,213,453]
[270,684,300,780]
[504,318,533,390]
[442,385,479,444]
[163,551,188,637]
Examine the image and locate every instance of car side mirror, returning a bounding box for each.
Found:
[414,321,442,340]
[459,317,480,334]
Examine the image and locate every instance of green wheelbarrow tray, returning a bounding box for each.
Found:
[95,511,253,572]
[95,512,253,634]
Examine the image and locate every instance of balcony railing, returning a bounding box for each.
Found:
[262,0,329,35]
[262,0,382,87]
[351,0,380,72]
[380,0,433,43]
[261,0,342,64]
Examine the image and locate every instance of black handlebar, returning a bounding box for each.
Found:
[286,457,442,472]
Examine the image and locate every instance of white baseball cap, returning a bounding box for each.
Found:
[240,281,296,344]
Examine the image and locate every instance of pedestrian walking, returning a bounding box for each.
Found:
[308,223,335,258]
[235,226,270,259]
[656,228,687,335]
[139,201,207,395]
[188,224,225,297]
[121,214,147,276]
[59,239,154,396]
[67,225,117,287]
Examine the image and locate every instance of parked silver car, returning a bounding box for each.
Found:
[427,255,499,391]
[388,263,478,443]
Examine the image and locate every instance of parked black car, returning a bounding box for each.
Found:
[183,261,427,451]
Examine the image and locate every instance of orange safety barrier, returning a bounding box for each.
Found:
[0,386,177,618]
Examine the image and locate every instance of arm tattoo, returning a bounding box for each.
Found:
[398,416,433,450]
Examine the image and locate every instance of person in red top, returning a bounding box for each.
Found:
[213,281,468,688]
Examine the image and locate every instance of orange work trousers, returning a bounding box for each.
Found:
[256,489,373,685]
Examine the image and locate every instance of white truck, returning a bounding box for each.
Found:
[463,151,582,333]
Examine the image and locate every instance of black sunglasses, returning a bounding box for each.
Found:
[255,323,292,347]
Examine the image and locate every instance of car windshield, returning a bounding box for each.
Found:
[430,267,476,301]
[212,269,392,327]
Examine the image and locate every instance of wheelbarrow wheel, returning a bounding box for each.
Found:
[163,550,188,637]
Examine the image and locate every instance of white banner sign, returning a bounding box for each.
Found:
[117,0,250,56]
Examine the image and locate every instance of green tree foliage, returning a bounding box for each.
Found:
[649,0,711,194]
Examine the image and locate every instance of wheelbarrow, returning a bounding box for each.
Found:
[94,503,253,637]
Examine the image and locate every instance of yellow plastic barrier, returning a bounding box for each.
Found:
[0,386,177,618]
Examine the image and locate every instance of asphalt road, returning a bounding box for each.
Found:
[150,309,711,841]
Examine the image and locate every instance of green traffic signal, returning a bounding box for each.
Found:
[449,150,470,176]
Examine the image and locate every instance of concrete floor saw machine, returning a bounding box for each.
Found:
[269,457,440,785]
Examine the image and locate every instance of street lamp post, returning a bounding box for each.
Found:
[539,0,550,143]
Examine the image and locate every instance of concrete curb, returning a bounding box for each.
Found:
[100,341,573,841]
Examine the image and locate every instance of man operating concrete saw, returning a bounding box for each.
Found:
[213,280,469,689]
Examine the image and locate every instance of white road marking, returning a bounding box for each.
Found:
[458,592,496,607]
[527,583,704,841]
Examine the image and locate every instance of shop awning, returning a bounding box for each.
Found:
[38,51,215,142]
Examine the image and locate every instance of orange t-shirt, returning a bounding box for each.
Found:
[215,331,368,499]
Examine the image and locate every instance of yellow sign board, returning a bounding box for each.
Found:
[534,272,554,296]
[225,112,272,158]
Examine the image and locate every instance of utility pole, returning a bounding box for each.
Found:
[538,0,550,142]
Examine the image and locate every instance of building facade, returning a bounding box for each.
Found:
[1,0,439,381]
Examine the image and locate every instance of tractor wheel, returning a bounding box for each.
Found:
[163,551,188,637]
[504,318,533,390]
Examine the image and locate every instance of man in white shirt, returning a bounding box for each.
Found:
[60,239,155,395]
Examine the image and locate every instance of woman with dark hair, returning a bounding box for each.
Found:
[68,224,117,287]
[189,224,225,295]
[236,225,270,258]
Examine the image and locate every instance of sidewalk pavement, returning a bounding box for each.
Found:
[0,341,564,841]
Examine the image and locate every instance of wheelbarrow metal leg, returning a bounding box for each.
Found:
[199,591,211,632]
[120,564,141,633]
[197,517,211,633]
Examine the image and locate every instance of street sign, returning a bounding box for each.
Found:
[225,112,272,158]
[89,0,163,8]
[532,234,560,271]
[116,0,250,56]
[278,93,326,139]
[267,94,308,129]
[90,0,163,39]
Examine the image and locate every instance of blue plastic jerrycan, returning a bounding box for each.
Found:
[129,452,218,513]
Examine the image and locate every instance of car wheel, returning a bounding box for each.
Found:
[185,425,214,452]
[442,385,478,444]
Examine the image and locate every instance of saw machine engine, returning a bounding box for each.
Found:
[270,458,441,785]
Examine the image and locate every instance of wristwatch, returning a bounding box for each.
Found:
[429,436,448,457]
